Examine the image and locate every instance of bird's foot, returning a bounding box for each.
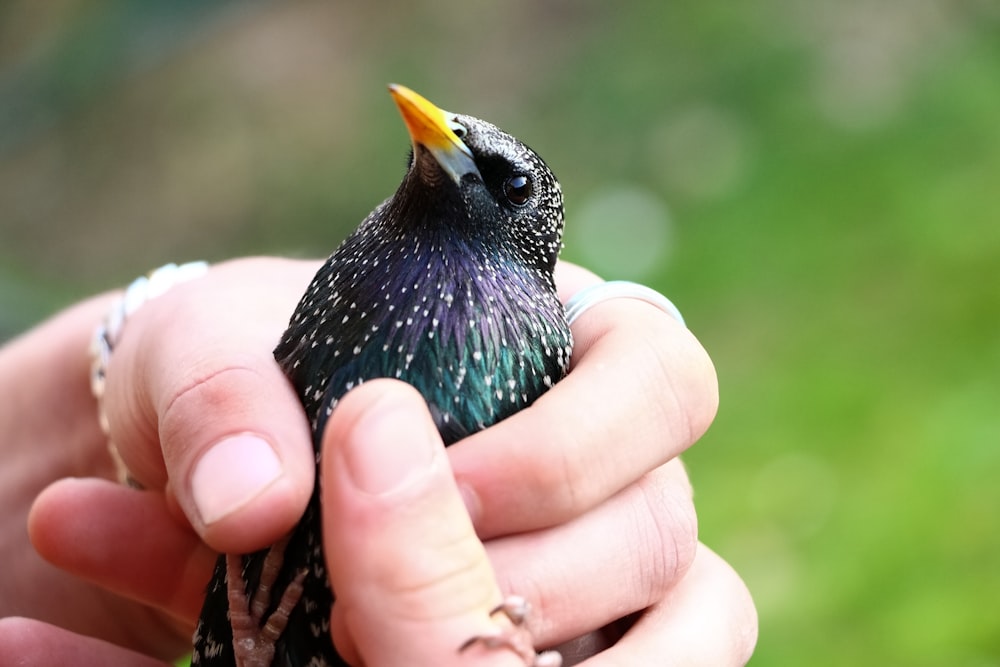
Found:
[227,538,307,667]
[459,595,562,667]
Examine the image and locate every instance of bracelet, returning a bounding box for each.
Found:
[89,261,209,483]
[564,280,686,328]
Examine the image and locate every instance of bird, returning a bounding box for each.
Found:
[191,84,572,667]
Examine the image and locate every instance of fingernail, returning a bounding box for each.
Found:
[345,394,437,495]
[192,434,283,525]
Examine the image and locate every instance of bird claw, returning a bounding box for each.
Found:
[459,595,562,667]
[227,539,307,667]
[492,594,531,626]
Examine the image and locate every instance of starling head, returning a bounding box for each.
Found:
[275,85,571,444]
[385,84,564,277]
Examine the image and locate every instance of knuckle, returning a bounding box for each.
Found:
[634,468,699,603]
[633,317,719,452]
[159,365,266,458]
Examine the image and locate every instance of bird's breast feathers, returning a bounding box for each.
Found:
[276,237,570,444]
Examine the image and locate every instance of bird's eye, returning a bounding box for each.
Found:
[504,174,532,206]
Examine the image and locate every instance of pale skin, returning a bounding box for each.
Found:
[0,257,757,666]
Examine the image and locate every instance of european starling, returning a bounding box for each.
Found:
[191,85,571,666]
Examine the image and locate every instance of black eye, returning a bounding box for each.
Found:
[504,174,532,206]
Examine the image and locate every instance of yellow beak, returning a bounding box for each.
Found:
[389,84,480,184]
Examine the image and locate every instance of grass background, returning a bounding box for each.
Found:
[2,1,998,664]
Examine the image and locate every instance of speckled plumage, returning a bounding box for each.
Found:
[192,97,570,666]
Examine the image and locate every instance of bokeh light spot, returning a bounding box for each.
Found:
[570,185,673,281]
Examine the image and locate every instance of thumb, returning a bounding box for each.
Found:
[322,380,532,667]
[103,258,318,552]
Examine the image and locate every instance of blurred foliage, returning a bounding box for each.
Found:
[2,1,999,665]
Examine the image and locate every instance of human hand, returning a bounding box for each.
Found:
[4,256,756,664]
[0,292,200,661]
[2,378,754,667]
[322,380,757,667]
[444,261,757,663]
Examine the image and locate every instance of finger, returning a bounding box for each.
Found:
[103,258,318,552]
[0,617,170,667]
[581,544,758,667]
[323,380,529,667]
[28,477,216,627]
[451,280,718,538]
[553,260,602,302]
[486,459,698,647]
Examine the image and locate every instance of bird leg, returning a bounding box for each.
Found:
[227,537,308,667]
[459,595,563,667]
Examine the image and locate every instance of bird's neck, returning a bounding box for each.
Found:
[277,230,571,443]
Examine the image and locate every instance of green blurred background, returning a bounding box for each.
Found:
[2,1,998,664]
